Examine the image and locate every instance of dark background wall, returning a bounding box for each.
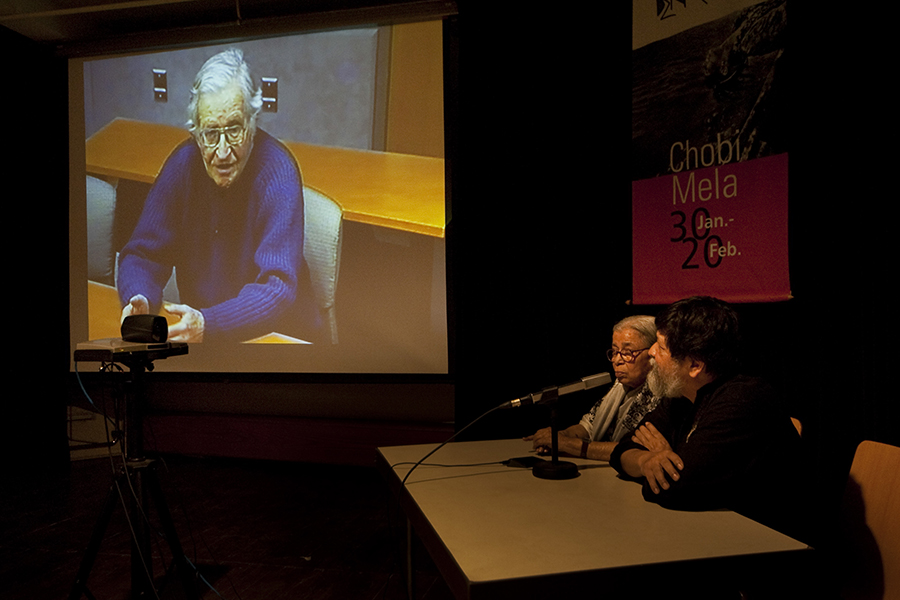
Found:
[3,23,70,476]
[445,3,897,516]
[3,3,895,521]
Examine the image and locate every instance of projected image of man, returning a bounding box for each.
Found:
[117,49,318,343]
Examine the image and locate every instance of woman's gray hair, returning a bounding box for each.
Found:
[186,48,263,135]
[612,315,657,348]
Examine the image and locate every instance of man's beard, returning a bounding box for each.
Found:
[647,361,684,398]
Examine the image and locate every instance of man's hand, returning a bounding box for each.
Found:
[120,294,149,323]
[632,423,672,453]
[637,448,684,494]
[524,427,553,455]
[525,426,584,457]
[164,302,205,342]
[619,423,684,495]
[629,423,683,493]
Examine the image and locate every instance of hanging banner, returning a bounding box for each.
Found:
[632,153,789,304]
[632,0,790,304]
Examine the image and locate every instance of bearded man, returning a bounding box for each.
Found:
[610,296,816,546]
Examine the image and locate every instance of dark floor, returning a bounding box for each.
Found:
[0,453,453,600]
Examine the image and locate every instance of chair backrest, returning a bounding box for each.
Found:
[840,440,900,600]
[86,176,117,285]
[303,186,343,344]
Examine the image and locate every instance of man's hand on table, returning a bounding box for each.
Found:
[120,294,150,323]
[164,302,205,343]
[621,423,683,495]
[525,426,583,457]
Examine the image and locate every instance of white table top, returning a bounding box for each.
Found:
[378,438,810,597]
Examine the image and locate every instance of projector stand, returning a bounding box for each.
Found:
[531,388,579,480]
[69,350,199,600]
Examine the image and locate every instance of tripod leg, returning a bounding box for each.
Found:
[145,466,200,600]
[406,517,415,600]
[68,472,123,600]
[127,464,155,599]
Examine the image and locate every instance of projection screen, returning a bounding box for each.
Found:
[69,21,449,375]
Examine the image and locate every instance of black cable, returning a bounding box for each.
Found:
[390,460,504,469]
[152,454,245,600]
[379,403,505,599]
[73,360,122,433]
[73,361,200,600]
[397,404,503,489]
[114,453,163,600]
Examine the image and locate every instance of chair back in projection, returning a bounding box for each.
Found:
[303,186,343,344]
[840,440,900,600]
[86,176,117,286]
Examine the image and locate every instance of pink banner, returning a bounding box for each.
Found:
[632,153,790,304]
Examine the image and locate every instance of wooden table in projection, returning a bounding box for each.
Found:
[85,117,445,238]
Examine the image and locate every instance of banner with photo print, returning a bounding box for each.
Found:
[632,0,790,304]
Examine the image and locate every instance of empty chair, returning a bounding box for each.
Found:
[86,175,117,286]
[303,186,343,344]
[839,440,900,600]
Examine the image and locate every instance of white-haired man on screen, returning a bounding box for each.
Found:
[117,48,318,343]
[525,315,662,461]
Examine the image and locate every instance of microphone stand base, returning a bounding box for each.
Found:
[532,459,579,480]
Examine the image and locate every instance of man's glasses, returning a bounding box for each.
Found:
[197,125,246,149]
[606,347,650,363]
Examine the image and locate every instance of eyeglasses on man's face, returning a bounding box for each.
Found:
[197,124,247,149]
[606,347,650,363]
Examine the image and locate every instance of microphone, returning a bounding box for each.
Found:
[499,372,612,409]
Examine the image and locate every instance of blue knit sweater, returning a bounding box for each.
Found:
[117,130,307,342]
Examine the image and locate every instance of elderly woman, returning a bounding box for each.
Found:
[525,315,660,461]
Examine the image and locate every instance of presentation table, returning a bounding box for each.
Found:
[377,438,812,599]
